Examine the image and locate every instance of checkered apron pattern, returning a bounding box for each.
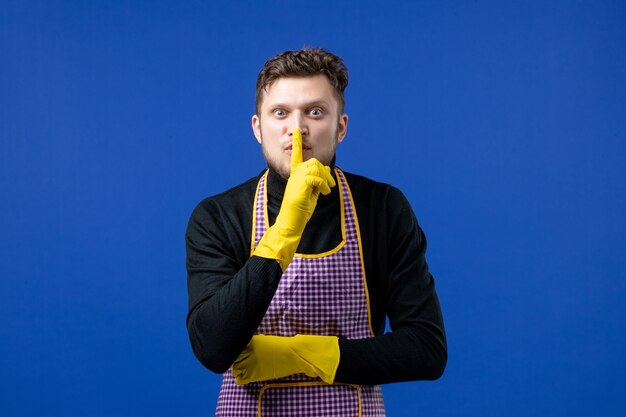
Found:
[215,169,385,417]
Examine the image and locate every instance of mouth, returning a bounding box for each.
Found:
[285,144,312,151]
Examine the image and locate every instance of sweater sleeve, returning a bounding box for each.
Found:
[334,187,447,384]
[185,198,283,374]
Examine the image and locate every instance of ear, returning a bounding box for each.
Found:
[252,115,262,144]
[337,114,348,143]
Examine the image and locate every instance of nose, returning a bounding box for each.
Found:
[288,113,308,136]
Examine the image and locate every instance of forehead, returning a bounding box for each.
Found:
[261,75,338,110]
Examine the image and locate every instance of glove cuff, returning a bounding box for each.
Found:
[253,225,302,271]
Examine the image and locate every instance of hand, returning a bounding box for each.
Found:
[253,129,336,270]
[231,334,340,385]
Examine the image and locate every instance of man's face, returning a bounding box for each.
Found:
[252,75,348,179]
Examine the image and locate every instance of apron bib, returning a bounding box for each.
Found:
[216,168,385,417]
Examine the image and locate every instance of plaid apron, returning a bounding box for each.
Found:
[216,168,385,417]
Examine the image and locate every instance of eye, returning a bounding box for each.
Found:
[308,107,323,117]
[273,108,286,117]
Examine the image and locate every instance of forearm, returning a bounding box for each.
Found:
[186,256,282,373]
[335,323,447,385]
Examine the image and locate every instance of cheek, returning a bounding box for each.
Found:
[312,123,334,139]
[261,122,283,139]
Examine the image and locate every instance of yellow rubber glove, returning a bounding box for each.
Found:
[231,334,340,385]
[253,128,336,270]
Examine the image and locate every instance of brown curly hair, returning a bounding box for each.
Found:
[255,47,349,115]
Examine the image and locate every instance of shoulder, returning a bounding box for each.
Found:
[339,168,422,241]
[187,172,264,231]
[195,172,263,211]
[339,169,410,209]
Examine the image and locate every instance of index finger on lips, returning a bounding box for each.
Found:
[291,128,303,175]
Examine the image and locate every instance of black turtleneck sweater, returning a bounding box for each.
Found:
[185,166,447,385]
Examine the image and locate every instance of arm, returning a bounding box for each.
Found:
[186,199,283,373]
[334,187,447,384]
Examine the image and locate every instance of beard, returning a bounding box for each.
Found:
[259,125,340,180]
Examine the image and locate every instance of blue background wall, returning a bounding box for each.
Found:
[1,1,625,415]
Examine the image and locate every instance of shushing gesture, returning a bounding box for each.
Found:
[253,128,336,270]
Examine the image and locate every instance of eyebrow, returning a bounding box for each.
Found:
[267,99,332,109]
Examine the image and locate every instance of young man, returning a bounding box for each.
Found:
[186,48,446,416]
